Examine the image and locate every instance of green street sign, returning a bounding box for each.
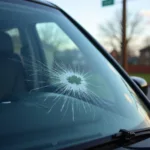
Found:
[102,0,114,7]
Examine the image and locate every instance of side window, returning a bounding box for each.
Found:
[35,22,84,70]
[6,28,22,55]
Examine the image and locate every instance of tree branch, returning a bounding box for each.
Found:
[98,11,143,52]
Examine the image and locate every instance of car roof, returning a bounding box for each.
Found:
[0,0,58,8]
[28,0,57,8]
[0,0,60,30]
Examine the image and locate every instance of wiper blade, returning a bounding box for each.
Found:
[64,128,150,150]
[90,128,150,150]
[113,129,136,141]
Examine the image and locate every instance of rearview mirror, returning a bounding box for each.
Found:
[130,76,148,95]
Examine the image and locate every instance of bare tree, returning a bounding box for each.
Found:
[37,23,70,51]
[36,23,73,70]
[99,11,143,54]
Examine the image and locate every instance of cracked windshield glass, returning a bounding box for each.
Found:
[0,1,150,149]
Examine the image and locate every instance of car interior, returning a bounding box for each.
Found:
[0,25,46,101]
[0,1,89,102]
[0,31,27,100]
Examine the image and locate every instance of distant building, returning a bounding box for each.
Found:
[128,56,139,65]
[110,50,139,65]
[139,46,150,65]
[54,49,90,71]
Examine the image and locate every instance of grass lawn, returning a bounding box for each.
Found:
[129,73,150,84]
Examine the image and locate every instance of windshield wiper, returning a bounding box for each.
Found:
[112,129,150,150]
[63,128,150,150]
[87,128,150,150]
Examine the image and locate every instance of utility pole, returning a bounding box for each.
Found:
[102,0,127,70]
[122,0,128,71]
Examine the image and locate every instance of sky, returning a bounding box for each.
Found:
[49,0,150,53]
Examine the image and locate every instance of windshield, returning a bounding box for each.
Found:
[0,1,150,149]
